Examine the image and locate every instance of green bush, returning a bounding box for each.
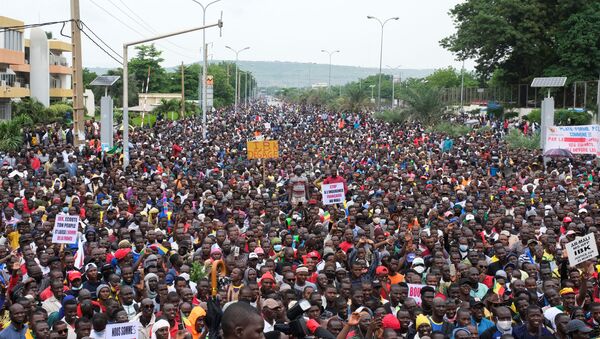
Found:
[505,129,540,150]
[525,108,591,126]
[374,109,411,124]
[504,111,519,119]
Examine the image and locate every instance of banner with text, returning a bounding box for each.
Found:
[322,183,346,205]
[545,125,600,156]
[106,322,138,339]
[52,214,79,244]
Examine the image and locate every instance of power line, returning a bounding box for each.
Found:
[80,27,122,65]
[115,0,193,52]
[87,0,198,60]
[79,21,121,59]
[0,19,73,33]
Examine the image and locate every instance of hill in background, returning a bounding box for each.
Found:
[89,60,434,88]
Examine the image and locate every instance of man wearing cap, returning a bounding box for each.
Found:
[566,319,593,339]
[261,298,281,334]
[82,263,101,299]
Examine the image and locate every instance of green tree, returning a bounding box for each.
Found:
[441,0,595,84]
[128,44,167,93]
[340,84,370,113]
[0,117,27,152]
[208,62,235,108]
[425,67,479,88]
[82,68,97,88]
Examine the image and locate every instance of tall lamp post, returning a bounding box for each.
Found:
[192,0,221,140]
[386,64,401,109]
[122,20,223,170]
[367,15,399,111]
[225,45,250,114]
[321,49,340,88]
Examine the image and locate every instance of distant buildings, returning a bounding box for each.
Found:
[0,16,73,119]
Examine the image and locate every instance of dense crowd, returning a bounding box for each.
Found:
[0,100,598,339]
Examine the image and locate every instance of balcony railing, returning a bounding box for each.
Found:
[49,55,68,67]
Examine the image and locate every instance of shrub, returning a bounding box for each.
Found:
[524,108,591,126]
[505,129,540,150]
[427,122,472,137]
[504,111,519,119]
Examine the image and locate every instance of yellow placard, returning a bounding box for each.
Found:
[247,140,279,159]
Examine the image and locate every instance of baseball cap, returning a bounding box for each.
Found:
[566,319,592,334]
[249,253,259,260]
[560,287,576,296]
[376,266,389,275]
[412,257,425,274]
[563,216,573,223]
[68,271,82,282]
[495,270,508,279]
[84,263,97,273]
[262,298,280,310]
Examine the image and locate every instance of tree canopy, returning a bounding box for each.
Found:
[441,0,600,84]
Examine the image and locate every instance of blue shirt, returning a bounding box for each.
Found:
[472,317,494,335]
[0,324,27,339]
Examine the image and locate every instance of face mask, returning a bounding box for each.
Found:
[459,244,469,252]
[273,245,282,252]
[496,320,512,332]
[62,207,68,213]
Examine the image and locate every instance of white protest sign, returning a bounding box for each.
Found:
[545,125,600,156]
[322,183,345,205]
[51,214,80,244]
[407,283,427,305]
[566,233,599,267]
[106,322,138,339]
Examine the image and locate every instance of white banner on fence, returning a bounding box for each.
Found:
[545,125,600,156]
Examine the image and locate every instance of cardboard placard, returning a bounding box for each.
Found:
[247,140,279,159]
[51,214,79,244]
[105,322,138,339]
[322,183,345,205]
[566,233,599,267]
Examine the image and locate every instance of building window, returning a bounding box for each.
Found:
[4,30,23,51]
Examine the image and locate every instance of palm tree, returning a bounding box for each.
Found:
[0,118,27,152]
[400,84,443,125]
[341,84,370,113]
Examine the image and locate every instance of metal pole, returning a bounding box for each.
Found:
[225,46,250,113]
[597,73,600,123]
[328,54,332,88]
[391,74,394,109]
[244,72,248,109]
[368,16,398,111]
[193,0,221,139]
[122,45,129,170]
[460,59,465,112]
[122,20,222,169]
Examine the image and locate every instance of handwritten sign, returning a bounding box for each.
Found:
[247,140,279,159]
[566,233,599,267]
[52,214,80,244]
[545,125,600,156]
[322,183,345,205]
[106,322,138,339]
[407,284,433,306]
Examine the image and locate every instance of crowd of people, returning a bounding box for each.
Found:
[0,100,598,339]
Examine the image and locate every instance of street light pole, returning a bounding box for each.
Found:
[122,20,223,170]
[225,45,250,114]
[386,64,401,109]
[192,0,221,140]
[460,59,465,113]
[368,15,399,111]
[321,49,340,88]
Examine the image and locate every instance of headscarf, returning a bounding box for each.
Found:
[187,306,207,339]
[96,284,110,300]
[151,319,170,339]
[144,273,159,300]
[451,327,471,339]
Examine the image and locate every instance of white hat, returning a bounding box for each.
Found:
[412,257,426,274]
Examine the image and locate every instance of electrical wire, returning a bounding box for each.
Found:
[115,0,192,52]
[87,0,198,60]
[0,19,73,33]
[79,21,121,59]
[80,27,123,65]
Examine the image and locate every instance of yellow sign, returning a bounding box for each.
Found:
[247,140,279,159]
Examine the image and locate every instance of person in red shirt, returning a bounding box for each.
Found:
[323,170,348,194]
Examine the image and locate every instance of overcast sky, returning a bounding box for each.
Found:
[2,0,473,71]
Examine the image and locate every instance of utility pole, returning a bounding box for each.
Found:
[244,72,248,109]
[180,62,185,119]
[70,0,85,146]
